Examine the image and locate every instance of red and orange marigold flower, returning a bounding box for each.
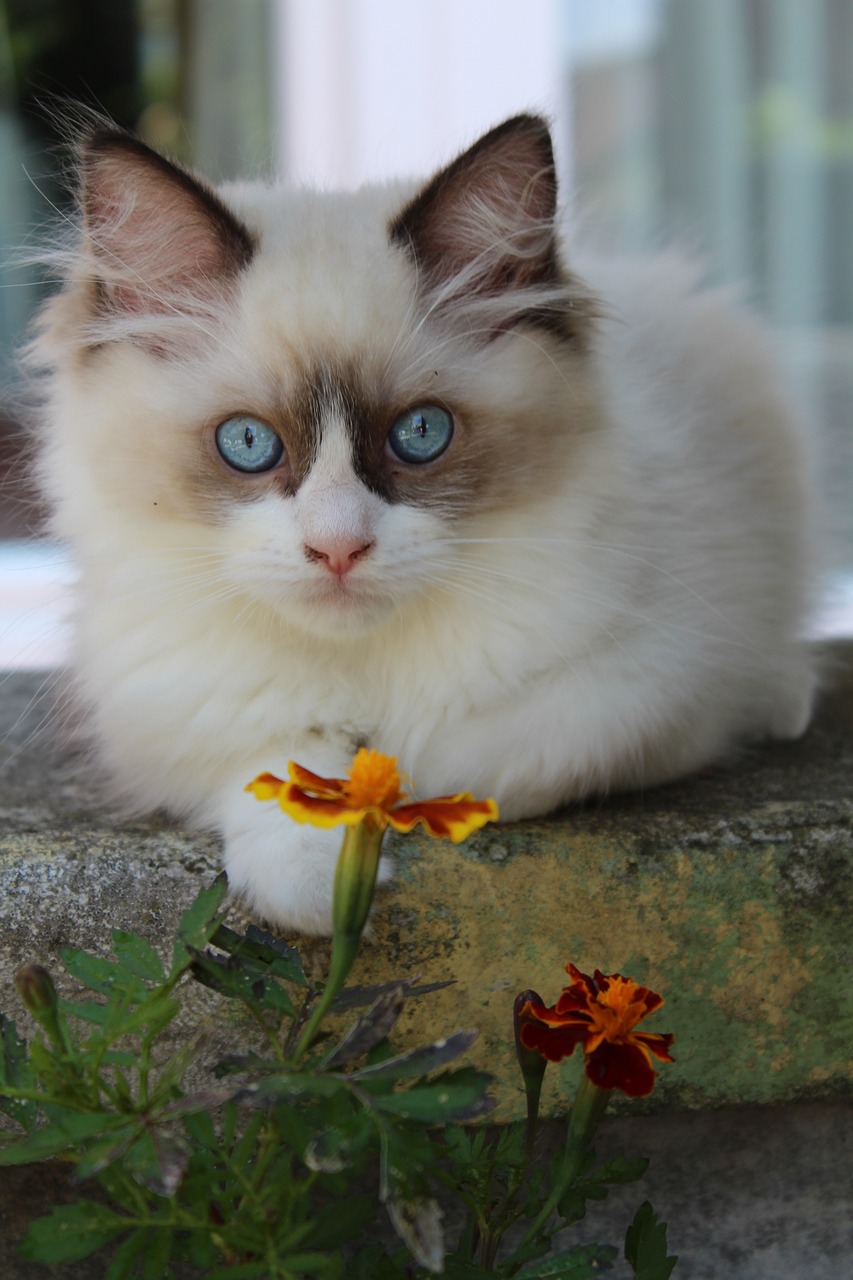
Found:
[246,748,498,843]
[519,963,674,1098]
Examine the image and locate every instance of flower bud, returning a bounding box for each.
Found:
[513,989,548,1085]
[15,964,57,1015]
[16,963,66,1050]
[514,989,548,1153]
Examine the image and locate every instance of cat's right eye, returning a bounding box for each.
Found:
[215,416,284,473]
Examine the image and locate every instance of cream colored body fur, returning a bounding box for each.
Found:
[33,117,817,933]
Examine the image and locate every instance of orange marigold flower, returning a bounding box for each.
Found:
[519,963,674,1098]
[247,748,498,843]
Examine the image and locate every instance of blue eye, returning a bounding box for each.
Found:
[387,405,453,464]
[215,416,284,473]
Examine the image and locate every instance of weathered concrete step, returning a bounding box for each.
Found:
[1,648,851,1117]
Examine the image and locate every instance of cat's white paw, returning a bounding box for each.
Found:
[220,790,392,936]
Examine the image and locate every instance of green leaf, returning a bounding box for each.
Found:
[137,1227,176,1279]
[372,1068,495,1123]
[0,1014,36,1131]
[20,1201,129,1264]
[624,1202,678,1280]
[322,984,410,1069]
[141,1126,191,1195]
[0,1110,128,1166]
[58,997,112,1025]
[189,948,295,1015]
[515,1243,618,1278]
[111,930,166,982]
[104,1228,151,1279]
[331,978,453,1012]
[237,1072,346,1106]
[171,876,229,972]
[60,949,126,996]
[211,921,308,986]
[350,1028,479,1082]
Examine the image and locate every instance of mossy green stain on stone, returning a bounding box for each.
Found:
[3,653,853,1118]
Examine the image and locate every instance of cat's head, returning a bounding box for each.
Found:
[35,114,602,640]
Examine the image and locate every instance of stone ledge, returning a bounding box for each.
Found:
[1,647,851,1118]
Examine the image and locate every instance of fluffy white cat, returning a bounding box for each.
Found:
[30,114,818,933]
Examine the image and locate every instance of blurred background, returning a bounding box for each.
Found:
[0,0,851,664]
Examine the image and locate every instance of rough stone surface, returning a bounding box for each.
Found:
[1,651,852,1116]
[1,654,852,1277]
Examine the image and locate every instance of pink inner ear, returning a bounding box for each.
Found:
[391,115,558,295]
[82,132,254,317]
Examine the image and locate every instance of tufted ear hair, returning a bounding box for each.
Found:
[389,114,598,344]
[389,114,559,300]
[79,128,255,320]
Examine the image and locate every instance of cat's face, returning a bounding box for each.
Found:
[40,115,601,640]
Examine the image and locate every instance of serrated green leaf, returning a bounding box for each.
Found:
[211,922,308,986]
[58,997,112,1025]
[190,949,295,1015]
[349,1028,478,1081]
[113,995,182,1039]
[171,876,229,972]
[60,949,126,995]
[625,1202,678,1280]
[372,1068,495,1123]
[20,1201,129,1264]
[111,930,166,982]
[515,1243,618,1278]
[0,1110,126,1166]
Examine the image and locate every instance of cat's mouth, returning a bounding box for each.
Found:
[298,570,392,627]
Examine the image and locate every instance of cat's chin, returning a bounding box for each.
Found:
[280,588,396,642]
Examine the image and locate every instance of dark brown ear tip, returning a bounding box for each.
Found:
[476,113,555,154]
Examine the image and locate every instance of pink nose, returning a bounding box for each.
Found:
[303,538,374,577]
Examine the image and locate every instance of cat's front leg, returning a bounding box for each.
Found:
[216,752,392,936]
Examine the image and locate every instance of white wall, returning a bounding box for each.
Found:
[271,0,567,188]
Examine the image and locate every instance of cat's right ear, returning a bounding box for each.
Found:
[78,128,255,321]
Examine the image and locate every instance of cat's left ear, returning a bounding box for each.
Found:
[390,114,585,336]
[78,127,255,321]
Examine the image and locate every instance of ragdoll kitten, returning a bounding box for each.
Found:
[31,113,817,933]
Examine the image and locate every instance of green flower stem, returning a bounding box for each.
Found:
[292,821,384,1063]
[522,1069,545,1162]
[516,1072,612,1255]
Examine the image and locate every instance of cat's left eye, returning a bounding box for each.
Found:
[387,405,454,464]
[215,416,284,473]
